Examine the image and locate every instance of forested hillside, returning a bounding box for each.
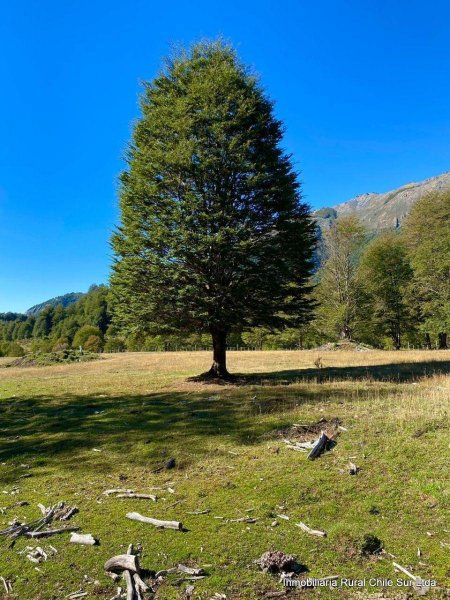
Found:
[26,292,84,316]
[1,190,448,357]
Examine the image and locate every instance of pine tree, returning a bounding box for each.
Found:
[110,41,316,378]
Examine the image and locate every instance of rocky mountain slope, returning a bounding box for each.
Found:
[26,292,84,316]
[314,171,450,231]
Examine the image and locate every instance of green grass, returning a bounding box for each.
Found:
[0,350,449,599]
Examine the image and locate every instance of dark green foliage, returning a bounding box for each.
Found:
[403,190,450,347]
[358,233,413,349]
[314,216,368,341]
[110,41,316,376]
[0,341,25,357]
[72,325,103,349]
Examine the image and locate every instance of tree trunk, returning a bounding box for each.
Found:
[425,333,432,350]
[392,327,401,350]
[438,332,448,349]
[206,329,230,378]
[340,325,351,340]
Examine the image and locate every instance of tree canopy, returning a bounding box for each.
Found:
[110,41,317,377]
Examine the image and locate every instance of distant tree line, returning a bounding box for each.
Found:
[313,189,449,350]
[2,188,448,358]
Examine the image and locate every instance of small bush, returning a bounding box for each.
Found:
[52,337,70,352]
[73,325,103,349]
[0,341,25,357]
[83,335,104,353]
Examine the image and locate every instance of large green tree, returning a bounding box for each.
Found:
[358,232,413,349]
[110,41,316,378]
[403,190,450,348]
[314,216,367,341]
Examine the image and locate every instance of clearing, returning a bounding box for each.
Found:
[0,350,449,599]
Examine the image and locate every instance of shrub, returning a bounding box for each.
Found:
[0,342,25,357]
[30,338,53,353]
[52,337,70,352]
[83,335,104,353]
[73,325,103,349]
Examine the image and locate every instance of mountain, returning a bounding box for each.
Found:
[26,292,85,316]
[314,171,450,231]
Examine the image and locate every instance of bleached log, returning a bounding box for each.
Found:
[104,554,139,573]
[126,512,182,530]
[308,431,329,460]
[103,489,135,496]
[70,533,97,545]
[116,493,157,501]
[296,521,327,537]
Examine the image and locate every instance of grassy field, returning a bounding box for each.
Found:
[0,350,449,599]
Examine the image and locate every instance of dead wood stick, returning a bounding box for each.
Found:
[123,569,134,600]
[26,526,80,538]
[393,561,420,582]
[133,572,150,593]
[124,544,135,600]
[61,506,79,520]
[126,512,182,530]
[308,431,329,460]
[104,554,139,573]
[70,532,97,545]
[187,509,210,515]
[177,564,205,576]
[103,489,135,496]
[116,493,157,501]
[296,522,327,537]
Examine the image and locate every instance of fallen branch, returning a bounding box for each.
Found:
[126,512,183,530]
[116,493,157,501]
[103,489,135,496]
[26,526,80,538]
[124,544,135,600]
[308,431,329,460]
[296,522,327,537]
[392,561,422,583]
[133,572,150,594]
[177,564,205,576]
[187,509,210,515]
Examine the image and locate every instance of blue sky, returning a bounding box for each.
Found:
[1,0,449,312]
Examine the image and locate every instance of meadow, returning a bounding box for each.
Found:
[0,350,449,599]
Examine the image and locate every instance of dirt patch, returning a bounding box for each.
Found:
[269,417,342,442]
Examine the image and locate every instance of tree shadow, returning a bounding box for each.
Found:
[233,360,450,385]
[1,358,447,481]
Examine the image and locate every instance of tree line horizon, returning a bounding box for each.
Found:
[1,41,449,376]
